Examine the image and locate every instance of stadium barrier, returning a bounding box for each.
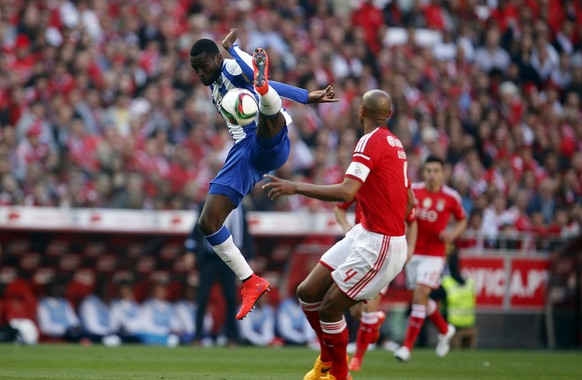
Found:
[0,206,578,348]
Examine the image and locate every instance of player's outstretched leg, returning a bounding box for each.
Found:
[252,48,285,138]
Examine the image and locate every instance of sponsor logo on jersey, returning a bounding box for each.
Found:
[423,197,432,208]
[386,135,404,148]
[417,208,438,222]
[436,199,445,212]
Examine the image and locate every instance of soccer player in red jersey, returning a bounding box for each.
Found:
[263,90,414,380]
[335,198,417,371]
[394,156,468,362]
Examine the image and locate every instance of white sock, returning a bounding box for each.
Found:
[361,311,379,325]
[211,235,253,281]
[258,85,281,117]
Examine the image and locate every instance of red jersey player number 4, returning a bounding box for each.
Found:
[345,129,410,238]
[262,90,414,380]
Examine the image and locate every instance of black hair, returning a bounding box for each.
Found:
[190,39,219,57]
[424,155,445,167]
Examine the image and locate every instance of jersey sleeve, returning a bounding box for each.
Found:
[452,195,467,221]
[345,133,377,183]
[222,58,253,89]
[406,206,416,223]
[229,45,309,104]
[336,198,355,210]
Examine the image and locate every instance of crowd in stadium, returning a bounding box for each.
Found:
[0,0,581,242]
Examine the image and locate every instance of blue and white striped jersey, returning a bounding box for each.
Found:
[210,45,309,144]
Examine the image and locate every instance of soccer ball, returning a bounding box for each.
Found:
[220,88,258,126]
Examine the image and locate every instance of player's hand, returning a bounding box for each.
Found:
[406,249,414,264]
[439,231,456,244]
[183,252,196,270]
[222,28,239,51]
[342,224,354,235]
[307,85,339,103]
[262,174,298,200]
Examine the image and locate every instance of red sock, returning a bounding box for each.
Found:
[321,318,349,380]
[402,304,426,350]
[353,312,378,361]
[427,299,448,334]
[300,301,331,362]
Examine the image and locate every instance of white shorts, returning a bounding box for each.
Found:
[405,254,445,290]
[379,285,388,296]
[320,224,407,301]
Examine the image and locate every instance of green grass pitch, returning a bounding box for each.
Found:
[1,344,580,380]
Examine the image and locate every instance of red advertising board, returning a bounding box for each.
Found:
[509,257,549,308]
[459,256,505,308]
[459,255,550,310]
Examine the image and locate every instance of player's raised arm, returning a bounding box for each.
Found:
[222,29,338,105]
[262,175,361,203]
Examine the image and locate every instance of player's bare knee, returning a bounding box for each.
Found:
[197,213,220,236]
[412,287,431,305]
[296,281,311,303]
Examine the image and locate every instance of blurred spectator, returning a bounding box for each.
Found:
[457,209,484,250]
[238,296,276,347]
[136,280,179,347]
[0,0,578,246]
[172,284,213,345]
[528,177,557,225]
[109,279,141,343]
[1,279,39,345]
[481,194,514,242]
[37,280,82,342]
[78,281,121,346]
[276,286,316,346]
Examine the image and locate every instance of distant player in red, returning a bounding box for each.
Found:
[334,198,417,371]
[394,156,467,363]
[263,90,414,380]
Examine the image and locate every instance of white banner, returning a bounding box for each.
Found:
[0,206,196,234]
[0,207,349,236]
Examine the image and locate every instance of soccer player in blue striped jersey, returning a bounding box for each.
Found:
[188,28,337,320]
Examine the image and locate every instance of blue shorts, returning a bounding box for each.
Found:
[209,126,290,207]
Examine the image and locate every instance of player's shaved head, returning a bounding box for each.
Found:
[362,90,392,125]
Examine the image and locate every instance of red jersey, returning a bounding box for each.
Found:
[337,200,415,226]
[336,198,362,224]
[412,182,466,257]
[345,127,409,236]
